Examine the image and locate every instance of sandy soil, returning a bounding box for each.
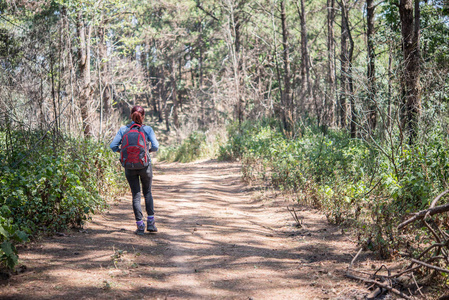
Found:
[0,160,381,299]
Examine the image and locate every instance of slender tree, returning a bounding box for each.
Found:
[170,56,180,129]
[399,0,421,143]
[366,0,377,132]
[339,0,349,128]
[76,10,92,137]
[280,0,292,130]
[338,0,356,137]
[297,0,311,106]
[326,0,336,128]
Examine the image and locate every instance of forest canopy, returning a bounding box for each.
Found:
[0,0,448,139]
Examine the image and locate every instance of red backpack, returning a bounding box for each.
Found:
[120,123,150,169]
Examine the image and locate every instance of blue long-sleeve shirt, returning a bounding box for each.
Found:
[110,122,159,153]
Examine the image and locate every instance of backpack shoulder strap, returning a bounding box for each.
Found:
[128,123,142,130]
[122,123,136,138]
[135,123,146,132]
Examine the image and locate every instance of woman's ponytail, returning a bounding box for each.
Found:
[131,106,145,124]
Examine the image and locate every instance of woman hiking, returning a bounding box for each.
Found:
[110,106,159,235]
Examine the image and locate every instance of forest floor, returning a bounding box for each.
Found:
[0,160,389,299]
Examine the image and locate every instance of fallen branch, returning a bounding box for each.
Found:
[403,242,445,269]
[345,272,412,300]
[410,258,449,274]
[389,265,421,278]
[398,202,449,230]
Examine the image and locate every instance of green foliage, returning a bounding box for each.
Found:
[0,28,23,67]
[0,213,28,270]
[0,130,127,270]
[221,120,449,257]
[158,131,221,163]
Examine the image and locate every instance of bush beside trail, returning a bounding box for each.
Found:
[0,130,127,270]
[219,120,449,259]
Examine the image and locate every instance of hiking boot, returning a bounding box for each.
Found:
[135,220,145,235]
[147,216,157,233]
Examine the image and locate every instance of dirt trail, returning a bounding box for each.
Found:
[0,160,373,299]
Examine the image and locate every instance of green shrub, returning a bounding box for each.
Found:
[0,130,127,270]
[222,119,449,257]
[0,212,28,269]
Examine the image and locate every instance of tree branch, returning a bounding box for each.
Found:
[398,202,449,230]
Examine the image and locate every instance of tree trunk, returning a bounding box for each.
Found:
[326,0,336,128]
[367,0,377,132]
[387,46,392,129]
[338,0,356,137]
[234,13,244,126]
[399,0,421,144]
[226,0,245,127]
[63,7,76,133]
[152,65,160,119]
[147,40,161,120]
[50,45,58,135]
[298,0,311,114]
[281,0,292,131]
[199,23,205,126]
[159,67,169,131]
[98,25,111,119]
[178,56,183,111]
[271,3,285,127]
[339,1,349,128]
[76,11,92,137]
[170,57,180,129]
[156,68,163,123]
[345,6,356,138]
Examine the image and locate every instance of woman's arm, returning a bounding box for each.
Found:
[110,126,125,152]
[145,126,159,152]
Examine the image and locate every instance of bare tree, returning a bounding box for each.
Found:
[338,0,356,137]
[98,20,111,119]
[297,0,311,112]
[326,0,336,128]
[280,0,292,131]
[76,10,92,137]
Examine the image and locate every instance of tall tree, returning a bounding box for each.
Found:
[170,56,180,129]
[399,0,421,143]
[297,0,311,108]
[98,19,112,120]
[280,0,292,131]
[225,0,247,126]
[366,0,377,132]
[339,0,349,128]
[76,10,92,137]
[338,0,356,137]
[326,0,336,128]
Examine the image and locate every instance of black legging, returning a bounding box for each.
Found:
[125,164,154,221]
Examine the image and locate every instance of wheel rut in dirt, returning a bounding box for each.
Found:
[0,160,371,299]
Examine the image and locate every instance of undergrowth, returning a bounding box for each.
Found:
[219,119,449,258]
[0,129,127,270]
[158,131,223,163]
